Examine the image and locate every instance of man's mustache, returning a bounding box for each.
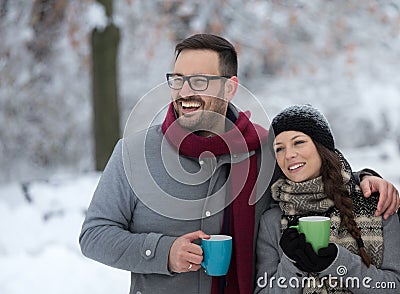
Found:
[174,94,225,102]
[174,95,203,103]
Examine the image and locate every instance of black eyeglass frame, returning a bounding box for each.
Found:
[166,73,232,91]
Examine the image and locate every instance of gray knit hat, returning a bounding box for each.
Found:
[270,104,335,151]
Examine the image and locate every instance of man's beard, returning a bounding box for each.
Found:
[174,94,228,134]
[177,109,227,134]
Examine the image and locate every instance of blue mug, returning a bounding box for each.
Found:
[201,235,232,276]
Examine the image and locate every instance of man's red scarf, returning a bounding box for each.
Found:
[161,103,268,293]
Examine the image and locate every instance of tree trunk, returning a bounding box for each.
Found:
[91,0,120,171]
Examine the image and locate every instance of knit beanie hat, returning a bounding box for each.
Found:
[270,104,335,151]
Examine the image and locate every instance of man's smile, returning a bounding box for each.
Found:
[176,98,203,115]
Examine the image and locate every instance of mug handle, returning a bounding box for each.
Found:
[289,225,299,230]
[200,244,206,268]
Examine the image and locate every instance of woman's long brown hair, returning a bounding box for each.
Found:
[315,142,371,267]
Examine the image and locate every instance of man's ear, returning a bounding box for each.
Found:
[224,76,238,102]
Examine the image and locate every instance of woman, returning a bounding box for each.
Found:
[255,105,400,293]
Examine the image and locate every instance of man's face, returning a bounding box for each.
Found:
[171,49,231,135]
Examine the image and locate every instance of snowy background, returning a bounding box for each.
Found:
[1,1,399,293]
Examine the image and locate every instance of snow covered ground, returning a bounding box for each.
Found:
[0,141,398,294]
[0,173,129,294]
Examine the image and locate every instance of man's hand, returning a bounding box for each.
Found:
[360,175,400,220]
[168,230,210,273]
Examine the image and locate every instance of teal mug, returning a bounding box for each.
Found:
[201,235,232,276]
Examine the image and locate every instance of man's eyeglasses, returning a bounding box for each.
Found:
[166,73,231,91]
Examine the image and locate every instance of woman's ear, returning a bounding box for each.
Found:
[224,76,238,102]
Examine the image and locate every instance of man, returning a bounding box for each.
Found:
[79,34,399,294]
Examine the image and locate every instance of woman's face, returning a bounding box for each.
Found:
[273,131,322,182]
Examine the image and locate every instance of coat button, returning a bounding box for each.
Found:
[205,211,211,217]
[145,249,151,256]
